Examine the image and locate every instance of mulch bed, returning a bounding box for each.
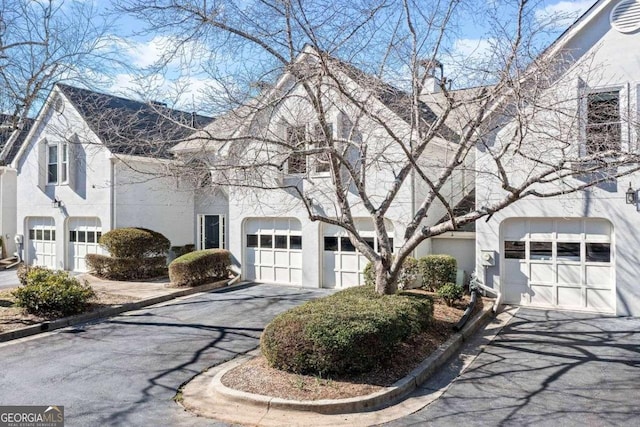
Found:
[0,289,136,333]
[221,291,485,401]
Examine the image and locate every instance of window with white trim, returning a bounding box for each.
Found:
[286,126,307,174]
[46,142,69,185]
[586,90,621,154]
[312,122,332,174]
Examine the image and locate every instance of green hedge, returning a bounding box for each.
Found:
[363,256,419,290]
[16,264,50,286]
[13,269,95,316]
[419,255,457,291]
[85,254,167,280]
[168,249,230,287]
[99,227,170,258]
[260,285,433,376]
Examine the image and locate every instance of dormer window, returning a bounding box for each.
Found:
[586,90,621,154]
[47,142,69,185]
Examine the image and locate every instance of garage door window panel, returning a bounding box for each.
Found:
[557,242,581,261]
[505,241,526,259]
[340,237,356,252]
[260,235,273,248]
[530,242,552,260]
[586,243,611,262]
[274,235,287,249]
[247,234,258,247]
[290,235,302,250]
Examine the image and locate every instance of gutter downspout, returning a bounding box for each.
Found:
[110,158,116,231]
[454,266,502,330]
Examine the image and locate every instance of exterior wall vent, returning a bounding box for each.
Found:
[610,0,640,33]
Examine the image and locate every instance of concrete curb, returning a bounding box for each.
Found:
[0,277,241,343]
[207,303,494,415]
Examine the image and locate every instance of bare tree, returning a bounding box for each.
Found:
[117,0,640,294]
[0,0,117,131]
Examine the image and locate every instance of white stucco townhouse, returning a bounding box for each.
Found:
[172,46,476,290]
[12,84,212,272]
[476,0,640,316]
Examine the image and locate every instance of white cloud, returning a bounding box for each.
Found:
[535,0,594,29]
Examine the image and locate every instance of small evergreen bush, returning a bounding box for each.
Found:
[13,269,95,316]
[86,227,170,280]
[99,227,170,258]
[363,256,420,290]
[419,255,457,291]
[437,282,464,307]
[168,249,231,287]
[260,285,433,376]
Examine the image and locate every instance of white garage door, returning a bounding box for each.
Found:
[322,222,393,289]
[27,217,56,269]
[502,218,614,313]
[244,218,302,285]
[68,217,103,272]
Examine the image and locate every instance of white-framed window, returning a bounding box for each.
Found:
[46,142,69,185]
[286,125,307,174]
[586,89,621,154]
[312,122,332,174]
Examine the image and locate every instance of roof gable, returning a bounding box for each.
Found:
[56,84,214,159]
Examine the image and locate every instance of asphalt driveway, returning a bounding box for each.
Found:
[0,283,329,426]
[388,308,640,427]
[0,269,19,289]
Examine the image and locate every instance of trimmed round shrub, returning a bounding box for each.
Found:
[13,269,95,316]
[99,227,170,258]
[85,254,167,281]
[169,249,231,287]
[437,282,464,306]
[419,255,457,291]
[363,256,420,290]
[260,285,433,376]
[16,264,51,286]
[87,227,171,280]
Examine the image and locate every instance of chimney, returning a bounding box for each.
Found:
[419,59,444,97]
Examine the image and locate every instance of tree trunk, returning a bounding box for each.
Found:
[374,259,397,295]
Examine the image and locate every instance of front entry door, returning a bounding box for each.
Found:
[199,215,225,249]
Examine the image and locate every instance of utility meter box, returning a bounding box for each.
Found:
[480,250,496,267]
[14,234,23,245]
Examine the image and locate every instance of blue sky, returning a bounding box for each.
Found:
[60,0,597,112]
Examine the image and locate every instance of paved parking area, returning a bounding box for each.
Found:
[0,269,19,290]
[386,308,640,426]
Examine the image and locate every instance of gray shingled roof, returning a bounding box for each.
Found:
[57,84,214,158]
[0,114,35,166]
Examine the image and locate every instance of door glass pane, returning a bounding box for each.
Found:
[324,236,338,251]
[505,241,526,259]
[43,230,50,241]
[36,229,43,240]
[87,231,96,243]
[586,243,611,262]
[29,230,35,240]
[51,230,56,241]
[78,231,86,242]
[260,234,273,248]
[557,242,581,261]
[246,234,258,248]
[203,215,220,249]
[70,231,76,242]
[274,235,287,249]
[530,242,552,260]
[290,235,302,250]
[340,237,356,252]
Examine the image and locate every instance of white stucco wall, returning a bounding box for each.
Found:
[0,168,17,257]
[113,158,195,247]
[15,94,113,269]
[475,1,640,316]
